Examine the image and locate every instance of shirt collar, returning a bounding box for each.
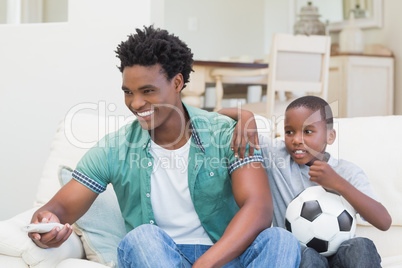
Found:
[139,103,205,153]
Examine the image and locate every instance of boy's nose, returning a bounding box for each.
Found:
[292,132,303,144]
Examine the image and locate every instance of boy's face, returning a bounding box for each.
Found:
[121,64,183,131]
[284,106,335,166]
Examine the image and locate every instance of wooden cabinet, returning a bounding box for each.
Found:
[328,55,394,118]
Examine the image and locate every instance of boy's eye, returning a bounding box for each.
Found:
[304,129,313,134]
[285,130,293,135]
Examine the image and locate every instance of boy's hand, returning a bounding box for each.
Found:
[28,211,73,248]
[231,110,259,159]
[308,160,343,192]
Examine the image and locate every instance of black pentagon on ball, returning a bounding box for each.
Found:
[338,210,354,231]
[285,219,292,232]
[300,200,322,222]
[307,237,329,253]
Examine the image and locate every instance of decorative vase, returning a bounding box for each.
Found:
[339,13,364,53]
[294,1,325,36]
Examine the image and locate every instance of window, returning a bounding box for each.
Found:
[0,0,68,24]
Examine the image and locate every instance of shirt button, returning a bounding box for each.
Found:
[209,172,214,176]
[150,220,154,224]
[143,144,146,148]
[148,162,152,167]
[146,193,150,197]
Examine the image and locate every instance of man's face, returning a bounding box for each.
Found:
[284,107,334,166]
[121,64,183,131]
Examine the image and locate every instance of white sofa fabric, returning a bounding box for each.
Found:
[0,112,401,267]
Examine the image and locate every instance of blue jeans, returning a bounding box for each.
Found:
[117,224,300,267]
[300,237,381,268]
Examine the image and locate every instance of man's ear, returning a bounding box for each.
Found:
[327,129,336,145]
[173,73,184,93]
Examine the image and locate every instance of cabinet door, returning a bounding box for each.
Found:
[328,56,394,118]
[346,56,394,117]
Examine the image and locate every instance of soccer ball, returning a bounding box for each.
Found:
[285,186,356,257]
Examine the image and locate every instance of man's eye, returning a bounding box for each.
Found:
[123,90,132,95]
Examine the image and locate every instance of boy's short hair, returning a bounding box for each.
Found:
[286,96,334,130]
[115,25,194,89]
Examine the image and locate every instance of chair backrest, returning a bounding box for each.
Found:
[265,33,331,120]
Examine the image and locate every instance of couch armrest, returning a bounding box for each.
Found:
[0,208,85,267]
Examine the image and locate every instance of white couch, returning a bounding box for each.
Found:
[1,112,401,267]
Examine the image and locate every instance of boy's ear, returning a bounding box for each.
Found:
[327,129,336,145]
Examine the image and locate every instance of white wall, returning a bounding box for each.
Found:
[0,0,151,220]
[164,0,265,61]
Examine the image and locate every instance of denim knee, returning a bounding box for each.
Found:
[331,237,381,268]
[118,224,180,268]
[240,227,300,267]
[266,227,300,246]
[300,246,329,268]
[119,224,161,248]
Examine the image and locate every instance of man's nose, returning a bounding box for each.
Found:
[129,95,146,111]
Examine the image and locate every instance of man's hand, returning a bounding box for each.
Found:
[230,110,259,160]
[28,211,73,248]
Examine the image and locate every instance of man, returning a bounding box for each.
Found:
[29,25,300,267]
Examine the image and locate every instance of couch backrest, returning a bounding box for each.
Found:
[326,115,402,226]
[34,113,120,207]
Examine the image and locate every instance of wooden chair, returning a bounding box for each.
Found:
[242,33,331,121]
[211,67,269,111]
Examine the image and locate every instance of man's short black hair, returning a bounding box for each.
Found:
[115,25,194,89]
[286,96,334,129]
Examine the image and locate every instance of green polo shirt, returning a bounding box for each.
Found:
[73,104,263,243]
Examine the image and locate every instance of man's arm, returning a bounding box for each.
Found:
[218,108,260,159]
[193,162,272,268]
[28,179,98,248]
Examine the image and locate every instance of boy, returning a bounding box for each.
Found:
[28,26,301,267]
[221,96,391,267]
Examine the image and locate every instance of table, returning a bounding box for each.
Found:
[182,60,268,108]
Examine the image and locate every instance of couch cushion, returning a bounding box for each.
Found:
[0,255,28,268]
[57,258,111,268]
[0,208,84,267]
[59,166,126,267]
[34,113,111,207]
[326,116,402,226]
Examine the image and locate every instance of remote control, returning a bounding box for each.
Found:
[23,222,65,233]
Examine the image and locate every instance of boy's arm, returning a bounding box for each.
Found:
[218,108,260,159]
[193,162,272,268]
[28,179,98,248]
[309,161,392,231]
